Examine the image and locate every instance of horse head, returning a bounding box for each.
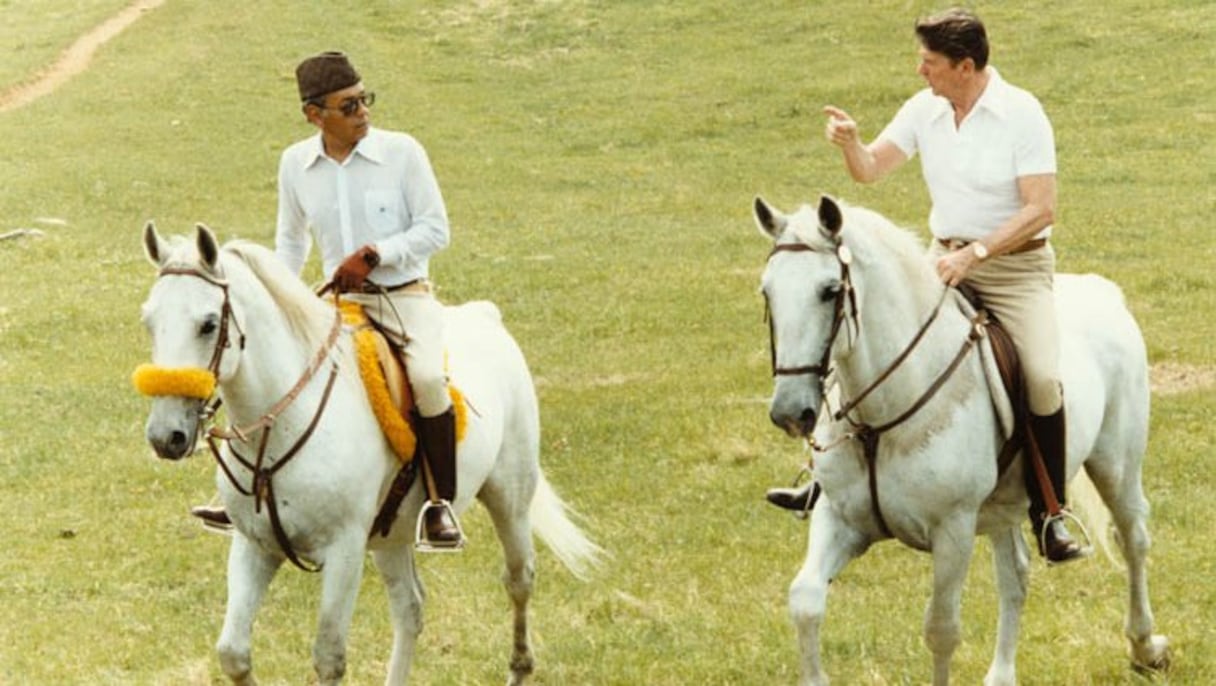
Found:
[137,222,244,459]
[755,195,855,438]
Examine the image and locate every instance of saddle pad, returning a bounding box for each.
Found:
[337,300,467,463]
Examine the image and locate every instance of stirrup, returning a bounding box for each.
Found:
[414,500,466,554]
[1039,509,1093,566]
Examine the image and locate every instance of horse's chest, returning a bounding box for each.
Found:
[816,432,991,545]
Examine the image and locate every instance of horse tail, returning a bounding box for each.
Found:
[1070,469,1118,564]
[529,473,606,581]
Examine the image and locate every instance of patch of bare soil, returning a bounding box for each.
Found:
[0,0,165,113]
[1150,362,1216,396]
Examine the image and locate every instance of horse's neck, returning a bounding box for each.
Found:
[835,256,973,424]
[220,286,329,427]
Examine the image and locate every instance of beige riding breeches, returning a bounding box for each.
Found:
[346,283,452,418]
[931,243,1064,416]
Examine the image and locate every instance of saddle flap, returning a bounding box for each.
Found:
[951,291,1021,442]
[370,328,413,412]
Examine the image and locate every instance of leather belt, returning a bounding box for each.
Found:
[937,237,1047,255]
[360,278,424,294]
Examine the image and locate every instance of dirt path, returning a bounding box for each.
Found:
[0,0,165,113]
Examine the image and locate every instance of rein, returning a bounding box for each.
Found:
[766,239,988,541]
[204,309,343,572]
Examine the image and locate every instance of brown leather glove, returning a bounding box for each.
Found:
[332,245,380,292]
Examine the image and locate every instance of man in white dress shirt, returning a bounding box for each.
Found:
[193,51,464,549]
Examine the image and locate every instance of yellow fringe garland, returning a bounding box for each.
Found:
[131,364,216,399]
[342,301,467,464]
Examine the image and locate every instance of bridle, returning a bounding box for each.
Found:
[157,266,247,381]
[764,235,989,540]
[153,265,343,571]
[764,234,859,384]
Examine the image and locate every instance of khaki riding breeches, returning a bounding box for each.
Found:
[346,283,452,418]
[930,243,1064,416]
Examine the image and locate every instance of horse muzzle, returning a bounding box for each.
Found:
[769,377,823,438]
[770,405,817,438]
[144,397,203,460]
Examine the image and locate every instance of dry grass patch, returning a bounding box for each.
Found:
[1150,362,1216,396]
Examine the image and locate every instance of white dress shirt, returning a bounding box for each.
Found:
[275,127,450,285]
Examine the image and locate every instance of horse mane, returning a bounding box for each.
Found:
[222,240,335,349]
[790,199,941,300]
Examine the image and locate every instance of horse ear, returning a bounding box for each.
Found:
[754,196,788,239]
[195,223,220,272]
[818,195,843,237]
[143,221,169,268]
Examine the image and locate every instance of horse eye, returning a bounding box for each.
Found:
[819,282,843,302]
[200,316,218,336]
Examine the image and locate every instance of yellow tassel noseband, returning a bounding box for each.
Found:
[131,364,217,399]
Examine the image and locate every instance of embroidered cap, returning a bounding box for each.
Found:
[296,51,361,102]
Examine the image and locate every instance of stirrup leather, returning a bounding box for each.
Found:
[414,499,466,553]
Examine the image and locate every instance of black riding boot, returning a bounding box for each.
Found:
[1026,407,1087,563]
[190,504,232,531]
[766,482,817,512]
[417,408,464,549]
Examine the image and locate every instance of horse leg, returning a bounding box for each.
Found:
[1084,461,1171,671]
[217,534,282,686]
[482,480,538,686]
[924,512,978,686]
[984,526,1029,686]
[372,545,425,686]
[789,504,869,686]
[313,533,369,685]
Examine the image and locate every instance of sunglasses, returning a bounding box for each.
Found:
[313,92,375,117]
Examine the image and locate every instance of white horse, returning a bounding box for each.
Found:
[753,196,1169,686]
[138,223,602,686]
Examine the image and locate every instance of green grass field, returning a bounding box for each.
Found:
[1,1,1213,684]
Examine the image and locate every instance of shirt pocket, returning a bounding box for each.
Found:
[364,190,402,237]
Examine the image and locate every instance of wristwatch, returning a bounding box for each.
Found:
[971,241,989,261]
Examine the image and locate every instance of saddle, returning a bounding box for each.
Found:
[336,300,467,464]
[954,285,1026,475]
[335,299,467,537]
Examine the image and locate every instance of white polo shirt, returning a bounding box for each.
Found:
[877,68,1056,241]
[275,127,450,285]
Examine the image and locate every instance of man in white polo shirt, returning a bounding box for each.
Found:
[767,8,1086,564]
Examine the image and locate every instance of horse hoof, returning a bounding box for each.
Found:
[1130,635,1171,674]
[506,655,534,686]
